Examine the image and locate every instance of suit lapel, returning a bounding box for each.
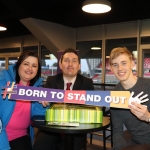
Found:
[73,74,81,90]
[56,74,64,90]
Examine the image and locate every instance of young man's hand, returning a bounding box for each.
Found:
[129,102,150,122]
[128,91,150,122]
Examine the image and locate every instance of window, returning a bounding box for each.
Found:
[76,40,102,83]
[41,45,57,81]
[105,38,137,84]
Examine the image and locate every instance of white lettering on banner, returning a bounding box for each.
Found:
[67,93,101,102]
[86,94,93,101]
[18,89,25,95]
[79,94,86,101]
[57,92,64,99]
[50,91,64,99]
[39,91,47,98]
[68,93,73,100]
[26,90,32,96]
[67,93,85,101]
[51,91,57,98]
[94,95,101,102]
[120,97,126,103]
[74,93,80,100]
[105,96,127,103]
[17,89,128,104]
[32,90,40,97]
[112,96,120,103]
[18,89,47,97]
[105,96,111,103]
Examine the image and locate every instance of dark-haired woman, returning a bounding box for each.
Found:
[0,51,49,150]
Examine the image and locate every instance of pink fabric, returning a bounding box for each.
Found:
[6,82,31,141]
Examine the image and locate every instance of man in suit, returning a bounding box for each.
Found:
[33,48,94,150]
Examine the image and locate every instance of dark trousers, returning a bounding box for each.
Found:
[33,130,85,150]
[9,135,32,150]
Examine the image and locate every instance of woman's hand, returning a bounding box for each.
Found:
[129,102,150,122]
[39,101,50,107]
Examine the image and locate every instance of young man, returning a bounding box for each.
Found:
[33,48,94,150]
[109,47,150,150]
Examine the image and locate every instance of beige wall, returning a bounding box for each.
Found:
[21,18,76,56]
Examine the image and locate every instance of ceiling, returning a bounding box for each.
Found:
[0,0,150,39]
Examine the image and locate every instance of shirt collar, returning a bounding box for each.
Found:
[63,76,77,90]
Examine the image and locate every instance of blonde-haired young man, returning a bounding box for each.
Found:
[109,47,150,150]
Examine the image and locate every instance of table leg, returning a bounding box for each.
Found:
[103,129,106,150]
[64,133,87,150]
[83,134,87,150]
[64,134,74,150]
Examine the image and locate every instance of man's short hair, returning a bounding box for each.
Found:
[60,48,80,63]
[109,47,133,65]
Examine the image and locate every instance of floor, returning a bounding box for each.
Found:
[87,143,104,150]
[86,137,111,150]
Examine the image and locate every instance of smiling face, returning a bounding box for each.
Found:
[110,54,134,83]
[59,52,80,80]
[18,56,38,85]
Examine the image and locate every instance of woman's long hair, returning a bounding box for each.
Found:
[15,51,41,86]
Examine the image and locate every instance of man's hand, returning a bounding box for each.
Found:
[129,102,150,122]
[39,101,50,107]
[128,91,150,121]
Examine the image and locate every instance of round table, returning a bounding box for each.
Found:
[31,116,110,150]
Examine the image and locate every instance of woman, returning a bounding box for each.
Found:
[0,51,49,150]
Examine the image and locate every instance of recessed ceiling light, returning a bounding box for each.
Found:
[82,0,111,14]
[45,55,50,58]
[0,26,7,31]
[91,47,101,50]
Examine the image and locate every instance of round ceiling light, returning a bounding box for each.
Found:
[0,26,7,31]
[82,0,111,14]
[91,47,101,50]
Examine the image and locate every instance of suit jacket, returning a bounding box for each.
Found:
[44,73,94,90]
